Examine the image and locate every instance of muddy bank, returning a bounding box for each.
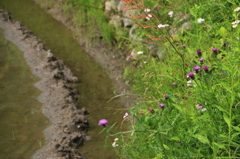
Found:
[0,10,89,159]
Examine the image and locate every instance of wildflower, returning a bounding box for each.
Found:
[187,80,196,87]
[231,20,240,25]
[168,11,174,18]
[197,18,205,23]
[234,7,240,11]
[192,66,201,73]
[164,94,169,99]
[158,24,169,28]
[196,49,202,57]
[212,48,219,55]
[173,83,177,86]
[201,108,207,112]
[98,119,108,127]
[159,103,165,108]
[137,51,144,55]
[123,112,129,119]
[199,58,204,63]
[202,65,209,72]
[146,14,152,20]
[178,140,182,143]
[144,8,151,12]
[197,105,203,109]
[232,24,238,28]
[149,107,154,113]
[112,138,119,147]
[187,72,195,79]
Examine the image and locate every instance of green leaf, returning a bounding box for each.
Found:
[163,144,170,150]
[194,134,210,144]
[215,105,229,115]
[218,27,227,38]
[223,113,231,128]
[106,122,117,134]
[213,142,226,149]
[232,126,240,132]
[171,136,180,141]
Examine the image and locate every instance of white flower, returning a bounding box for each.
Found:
[137,51,143,55]
[201,108,207,112]
[112,138,119,147]
[144,61,147,63]
[187,80,196,87]
[168,11,174,18]
[236,37,239,40]
[112,141,118,147]
[144,8,151,12]
[232,20,240,25]
[158,24,169,28]
[234,7,240,11]
[146,14,152,20]
[197,18,205,23]
[146,17,151,20]
[123,112,129,118]
[232,24,238,28]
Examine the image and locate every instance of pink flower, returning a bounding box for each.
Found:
[98,119,108,126]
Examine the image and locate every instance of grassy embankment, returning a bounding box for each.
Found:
[62,0,239,158]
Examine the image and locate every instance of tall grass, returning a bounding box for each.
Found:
[100,0,240,158]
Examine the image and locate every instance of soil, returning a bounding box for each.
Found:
[0,11,89,159]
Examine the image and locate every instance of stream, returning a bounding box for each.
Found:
[0,0,126,158]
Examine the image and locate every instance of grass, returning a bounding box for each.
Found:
[97,0,240,158]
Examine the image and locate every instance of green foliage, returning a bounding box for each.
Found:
[101,0,240,158]
[67,0,115,45]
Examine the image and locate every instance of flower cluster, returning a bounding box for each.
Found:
[112,138,119,147]
[232,7,240,28]
[196,104,207,112]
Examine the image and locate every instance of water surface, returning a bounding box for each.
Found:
[0,28,48,159]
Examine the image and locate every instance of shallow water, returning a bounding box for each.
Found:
[0,0,125,158]
[0,28,48,159]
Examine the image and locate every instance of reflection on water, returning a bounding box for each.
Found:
[0,28,48,159]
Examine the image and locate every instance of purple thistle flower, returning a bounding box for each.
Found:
[202,66,209,72]
[178,140,182,143]
[173,83,177,86]
[187,72,195,79]
[199,58,204,63]
[197,106,203,109]
[159,103,165,108]
[196,49,202,57]
[212,48,219,55]
[98,119,108,127]
[149,107,154,112]
[164,94,169,99]
[192,66,201,73]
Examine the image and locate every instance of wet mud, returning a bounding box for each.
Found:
[0,11,89,159]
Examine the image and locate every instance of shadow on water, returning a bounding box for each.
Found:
[0,28,48,159]
[0,0,127,158]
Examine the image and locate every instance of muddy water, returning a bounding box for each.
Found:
[0,28,48,159]
[0,0,125,158]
